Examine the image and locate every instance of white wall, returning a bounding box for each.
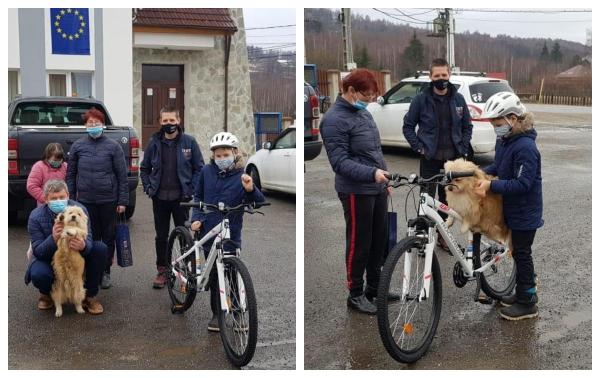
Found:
[8,8,20,69]
[133,32,214,50]
[102,9,133,126]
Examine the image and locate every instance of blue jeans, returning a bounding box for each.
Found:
[26,241,107,298]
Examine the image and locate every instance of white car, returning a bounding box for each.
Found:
[246,126,296,194]
[367,73,514,154]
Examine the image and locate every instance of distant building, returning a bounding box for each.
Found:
[132,8,255,153]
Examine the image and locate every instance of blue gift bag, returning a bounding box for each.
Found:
[387,197,397,253]
[115,214,133,267]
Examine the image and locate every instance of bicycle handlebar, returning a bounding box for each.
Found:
[385,171,475,187]
[179,201,271,213]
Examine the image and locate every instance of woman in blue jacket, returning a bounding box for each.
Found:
[475,92,543,321]
[190,132,265,332]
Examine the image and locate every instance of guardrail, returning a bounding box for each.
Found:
[517,93,592,106]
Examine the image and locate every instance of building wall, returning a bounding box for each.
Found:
[9,8,132,126]
[132,8,255,156]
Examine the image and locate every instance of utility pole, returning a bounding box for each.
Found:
[445,8,455,70]
[341,8,356,71]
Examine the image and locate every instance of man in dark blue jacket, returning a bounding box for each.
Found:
[26,180,107,315]
[403,58,473,250]
[140,104,204,289]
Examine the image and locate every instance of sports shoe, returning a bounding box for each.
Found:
[500,303,538,321]
[153,266,168,289]
[347,294,377,315]
[101,272,111,289]
[207,314,220,332]
[38,294,54,310]
[83,297,104,315]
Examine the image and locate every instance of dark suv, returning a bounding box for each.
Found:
[304,82,322,161]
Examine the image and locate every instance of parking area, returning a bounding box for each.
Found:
[304,103,592,369]
[8,189,296,369]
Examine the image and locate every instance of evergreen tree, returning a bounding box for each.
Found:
[540,41,550,62]
[550,41,563,64]
[402,31,425,77]
[355,46,372,69]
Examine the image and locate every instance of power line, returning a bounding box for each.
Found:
[455,8,591,13]
[372,8,429,25]
[400,9,438,17]
[394,8,431,23]
[245,33,296,38]
[456,17,591,23]
[244,24,295,30]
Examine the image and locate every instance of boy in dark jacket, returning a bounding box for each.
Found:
[140,105,204,289]
[190,131,265,332]
[475,92,543,320]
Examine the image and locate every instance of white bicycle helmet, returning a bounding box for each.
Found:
[481,91,527,119]
[210,131,239,150]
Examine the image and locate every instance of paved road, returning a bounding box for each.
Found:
[8,189,296,369]
[304,104,592,369]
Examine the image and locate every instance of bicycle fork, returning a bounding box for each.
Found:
[216,219,247,314]
[403,225,436,302]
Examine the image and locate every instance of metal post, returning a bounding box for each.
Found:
[445,8,455,70]
[341,8,356,71]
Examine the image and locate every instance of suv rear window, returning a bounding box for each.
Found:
[468,82,513,103]
[11,102,111,126]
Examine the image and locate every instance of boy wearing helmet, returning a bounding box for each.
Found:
[190,131,265,332]
[475,92,543,320]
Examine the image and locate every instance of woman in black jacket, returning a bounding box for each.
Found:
[66,107,129,289]
[320,69,392,314]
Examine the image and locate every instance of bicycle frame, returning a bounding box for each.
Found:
[170,218,246,314]
[404,192,509,301]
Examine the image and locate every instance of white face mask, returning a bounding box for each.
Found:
[494,116,514,138]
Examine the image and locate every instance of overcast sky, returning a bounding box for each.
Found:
[242,8,296,51]
[352,8,592,45]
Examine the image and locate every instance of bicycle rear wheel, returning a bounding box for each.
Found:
[472,233,516,300]
[166,226,197,311]
[377,236,442,363]
[218,256,258,367]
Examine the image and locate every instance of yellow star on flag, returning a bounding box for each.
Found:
[62,33,67,38]
[60,10,65,15]
[67,9,72,13]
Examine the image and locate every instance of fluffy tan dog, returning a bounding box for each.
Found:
[444,158,510,246]
[51,206,88,317]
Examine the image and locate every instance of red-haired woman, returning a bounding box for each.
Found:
[66,107,129,290]
[320,69,393,314]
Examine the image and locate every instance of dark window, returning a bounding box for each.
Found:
[274,129,296,149]
[142,65,183,83]
[11,102,111,126]
[468,82,513,103]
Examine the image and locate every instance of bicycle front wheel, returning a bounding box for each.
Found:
[473,233,516,300]
[166,226,197,311]
[218,257,258,367]
[377,236,442,363]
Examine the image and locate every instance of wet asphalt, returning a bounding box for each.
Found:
[8,188,296,369]
[304,103,592,369]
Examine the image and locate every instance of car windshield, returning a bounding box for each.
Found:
[275,129,296,149]
[11,102,111,126]
[386,81,461,104]
[468,82,513,103]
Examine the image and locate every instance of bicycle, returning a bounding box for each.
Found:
[165,200,270,367]
[377,171,516,363]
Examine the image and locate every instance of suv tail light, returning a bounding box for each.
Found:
[468,104,488,122]
[310,94,320,118]
[8,138,18,175]
[130,137,139,172]
[311,119,319,136]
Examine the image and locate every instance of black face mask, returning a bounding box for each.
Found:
[432,79,450,90]
[161,123,178,134]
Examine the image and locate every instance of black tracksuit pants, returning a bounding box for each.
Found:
[419,156,460,220]
[338,191,388,297]
[81,201,117,274]
[512,229,538,304]
[152,198,189,268]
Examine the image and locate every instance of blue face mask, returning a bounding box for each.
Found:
[48,199,68,214]
[353,99,368,111]
[87,126,103,138]
[215,157,235,171]
[494,124,511,138]
[48,159,63,169]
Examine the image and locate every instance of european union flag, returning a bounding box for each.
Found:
[51,8,90,55]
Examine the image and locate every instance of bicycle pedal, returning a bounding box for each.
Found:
[477,293,494,305]
[171,305,185,314]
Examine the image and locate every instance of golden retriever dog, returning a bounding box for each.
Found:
[443,158,511,246]
[51,206,88,317]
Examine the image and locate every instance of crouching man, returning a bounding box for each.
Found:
[25,179,107,314]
